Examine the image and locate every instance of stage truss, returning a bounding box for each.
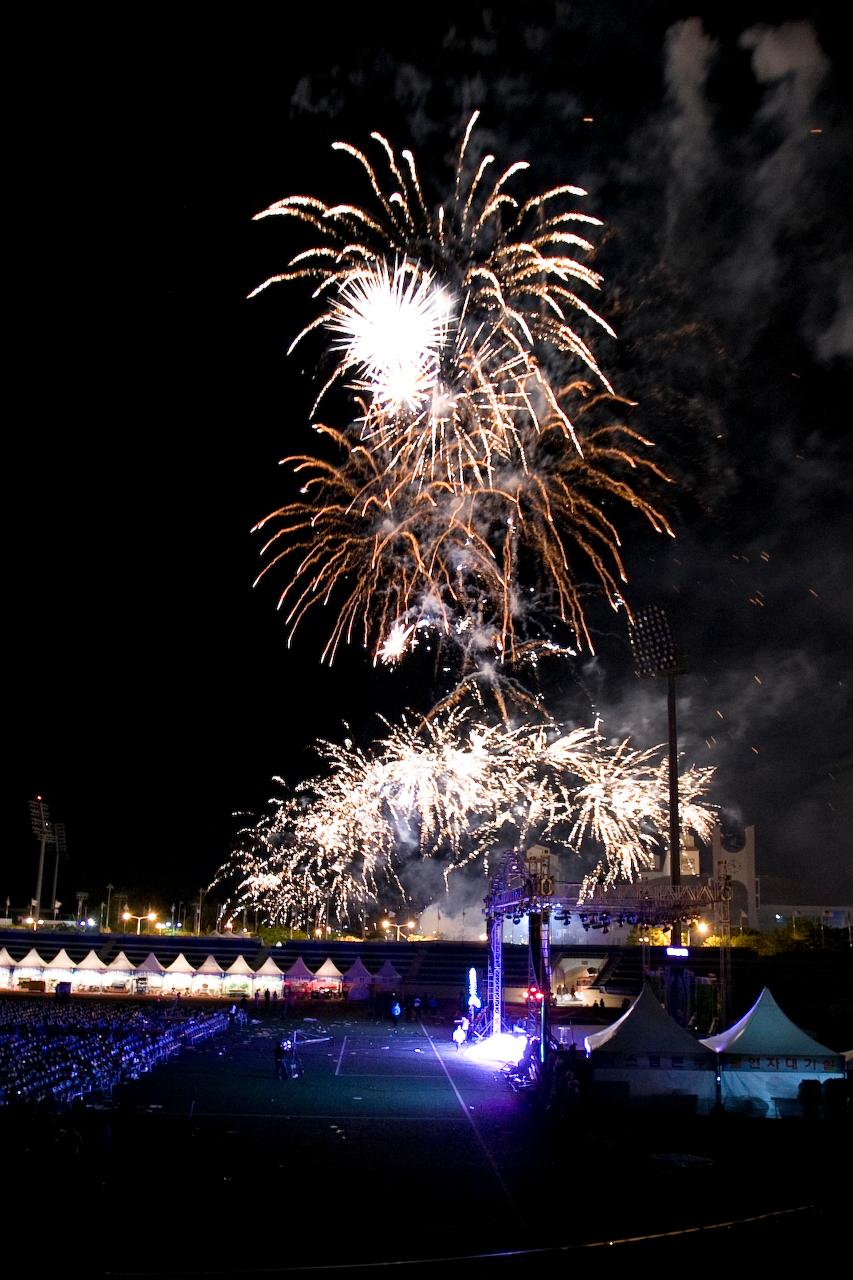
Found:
[482,848,732,1046]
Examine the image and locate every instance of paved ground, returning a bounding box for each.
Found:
[5,1005,848,1273]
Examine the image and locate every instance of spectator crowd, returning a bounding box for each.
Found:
[0,997,227,1112]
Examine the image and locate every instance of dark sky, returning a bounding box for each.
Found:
[10,3,852,916]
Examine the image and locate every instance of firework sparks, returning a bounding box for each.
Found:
[211,710,715,925]
[377,620,417,665]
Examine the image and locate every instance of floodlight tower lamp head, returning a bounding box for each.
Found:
[627,604,682,677]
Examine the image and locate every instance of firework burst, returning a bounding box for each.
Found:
[251,112,614,483]
[251,115,672,666]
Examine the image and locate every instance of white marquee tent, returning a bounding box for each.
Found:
[13,948,49,985]
[191,955,226,996]
[701,987,845,1116]
[135,953,166,992]
[342,956,373,1000]
[314,957,343,993]
[0,947,16,985]
[374,960,401,988]
[223,955,256,995]
[585,983,718,1114]
[253,955,286,993]
[162,953,196,993]
[104,951,136,991]
[75,949,109,991]
[43,949,77,989]
[282,956,315,995]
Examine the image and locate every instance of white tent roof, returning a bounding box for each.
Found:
[342,957,373,981]
[585,984,716,1058]
[105,951,135,972]
[194,954,225,975]
[77,949,107,971]
[283,956,315,980]
[44,949,76,970]
[164,952,196,975]
[225,955,256,977]
[701,987,839,1058]
[0,947,18,968]
[14,948,48,969]
[375,960,401,981]
[135,952,165,975]
[254,956,286,977]
[314,957,343,979]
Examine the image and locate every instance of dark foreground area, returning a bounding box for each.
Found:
[2,1002,848,1274]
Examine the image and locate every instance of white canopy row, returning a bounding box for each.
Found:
[0,946,401,996]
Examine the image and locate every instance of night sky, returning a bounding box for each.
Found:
[11,3,852,917]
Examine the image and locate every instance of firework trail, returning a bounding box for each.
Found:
[251,117,673,669]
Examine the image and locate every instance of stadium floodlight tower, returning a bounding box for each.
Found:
[628,606,685,942]
[28,796,56,929]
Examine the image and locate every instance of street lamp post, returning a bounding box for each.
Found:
[381,919,416,942]
[122,909,157,935]
[105,883,114,931]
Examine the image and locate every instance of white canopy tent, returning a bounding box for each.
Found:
[282,956,315,997]
[0,946,17,988]
[223,955,255,995]
[342,956,373,1001]
[43,948,77,989]
[104,951,136,992]
[253,955,286,993]
[74,949,109,991]
[134,953,165,992]
[314,957,343,994]
[191,955,226,996]
[13,948,49,987]
[701,987,845,1116]
[585,984,718,1114]
[162,953,196,993]
[374,960,401,988]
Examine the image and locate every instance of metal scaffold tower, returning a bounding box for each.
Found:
[483,847,734,1047]
[485,849,525,1036]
